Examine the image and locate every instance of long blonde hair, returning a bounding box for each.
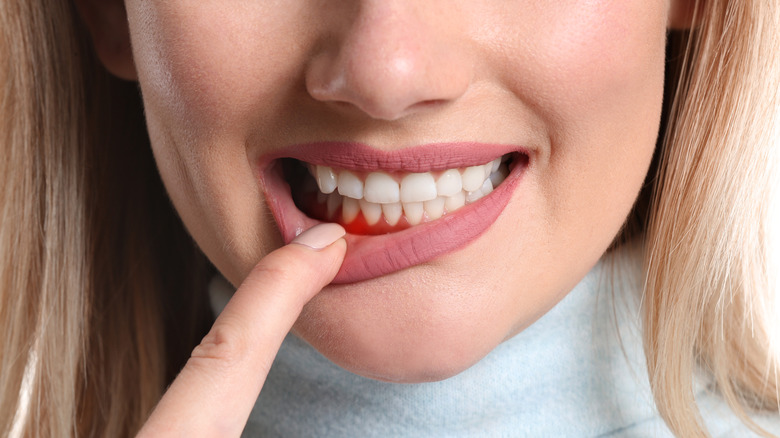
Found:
[1,0,778,436]
[1,1,212,436]
[643,0,780,436]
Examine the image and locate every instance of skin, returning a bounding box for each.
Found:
[76,0,693,434]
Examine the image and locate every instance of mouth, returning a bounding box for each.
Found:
[258,142,529,283]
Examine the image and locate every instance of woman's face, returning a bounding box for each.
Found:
[116,0,677,381]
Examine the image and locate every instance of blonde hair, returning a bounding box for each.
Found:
[0,0,777,437]
[644,0,780,436]
[1,1,212,436]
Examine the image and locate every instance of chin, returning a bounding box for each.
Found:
[290,261,516,384]
[292,322,501,384]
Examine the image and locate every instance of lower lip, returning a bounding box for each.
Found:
[259,155,527,284]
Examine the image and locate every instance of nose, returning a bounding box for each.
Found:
[305,2,473,121]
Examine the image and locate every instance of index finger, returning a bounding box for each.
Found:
[138,223,347,437]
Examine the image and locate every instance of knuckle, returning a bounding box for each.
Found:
[253,262,294,286]
[188,324,247,372]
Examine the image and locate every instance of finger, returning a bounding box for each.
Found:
[138,223,347,438]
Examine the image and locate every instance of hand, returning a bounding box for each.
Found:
[137,223,347,437]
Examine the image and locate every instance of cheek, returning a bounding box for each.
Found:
[128,2,299,136]
[471,1,667,295]
[125,2,313,280]
[540,1,666,103]
[514,1,666,226]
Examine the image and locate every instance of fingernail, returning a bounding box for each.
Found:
[291,223,346,250]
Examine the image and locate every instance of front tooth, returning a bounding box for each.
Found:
[403,202,424,225]
[444,191,466,212]
[364,172,400,203]
[400,173,437,203]
[424,197,446,220]
[337,171,363,199]
[316,166,338,194]
[326,192,343,219]
[314,161,504,226]
[461,165,485,192]
[382,203,403,226]
[436,169,462,197]
[342,197,360,223]
[359,199,382,225]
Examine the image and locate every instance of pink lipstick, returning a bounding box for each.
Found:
[257,142,528,283]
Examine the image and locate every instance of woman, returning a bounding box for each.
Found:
[1,0,778,436]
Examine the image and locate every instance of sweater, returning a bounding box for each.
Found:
[208,243,780,437]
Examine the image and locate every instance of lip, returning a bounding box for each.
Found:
[257,142,528,283]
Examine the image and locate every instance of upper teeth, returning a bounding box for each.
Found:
[306,156,510,226]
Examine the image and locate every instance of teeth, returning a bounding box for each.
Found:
[359,199,382,225]
[403,202,424,226]
[400,173,437,203]
[461,164,486,192]
[490,163,509,188]
[364,172,400,203]
[482,178,494,195]
[483,163,493,179]
[435,169,462,197]
[382,203,403,226]
[306,155,512,226]
[342,197,360,223]
[337,171,363,199]
[316,166,338,194]
[466,178,494,203]
[444,191,466,212]
[465,189,482,203]
[424,197,446,220]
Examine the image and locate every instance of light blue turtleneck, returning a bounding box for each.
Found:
[207,244,780,437]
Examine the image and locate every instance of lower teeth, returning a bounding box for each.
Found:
[286,155,514,235]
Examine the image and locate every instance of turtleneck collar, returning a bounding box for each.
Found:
[206,242,777,437]
[237,244,669,437]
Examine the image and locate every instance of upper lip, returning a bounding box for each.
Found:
[255,141,530,173]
